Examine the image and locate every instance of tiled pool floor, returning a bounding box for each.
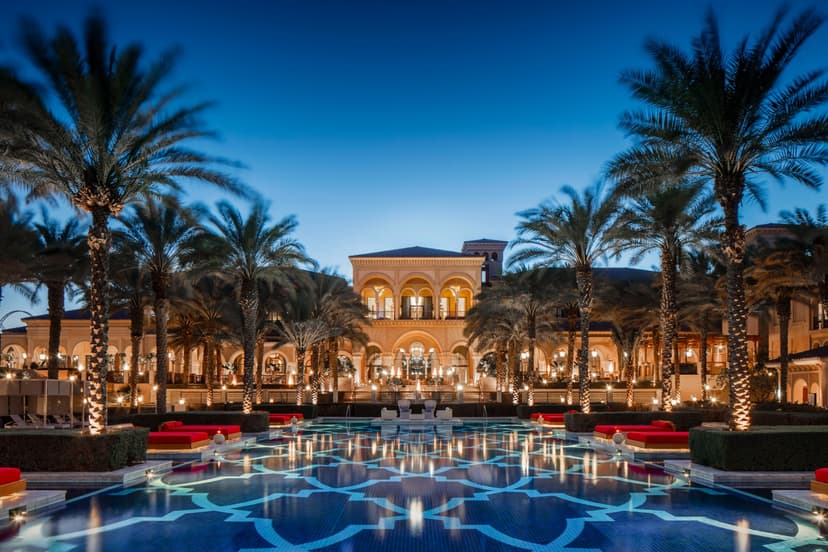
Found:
[2,419,825,551]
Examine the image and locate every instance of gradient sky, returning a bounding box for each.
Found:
[1,0,828,326]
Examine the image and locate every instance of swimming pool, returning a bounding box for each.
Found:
[1,419,823,551]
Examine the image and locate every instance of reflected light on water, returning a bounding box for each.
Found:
[408,498,423,535]
[735,518,750,552]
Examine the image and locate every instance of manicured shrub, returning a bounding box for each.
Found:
[690,426,828,471]
[0,428,148,472]
[564,411,710,432]
[128,411,269,432]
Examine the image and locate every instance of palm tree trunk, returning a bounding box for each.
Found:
[575,266,592,413]
[625,348,634,408]
[296,348,305,406]
[239,280,258,413]
[310,345,320,405]
[566,310,576,405]
[204,341,214,407]
[700,320,709,402]
[720,197,751,430]
[46,282,64,379]
[87,208,111,434]
[496,343,507,403]
[527,312,535,406]
[673,338,681,404]
[509,341,520,405]
[660,248,677,412]
[329,337,339,403]
[183,337,192,386]
[255,339,264,404]
[153,278,170,415]
[129,301,143,412]
[777,293,791,403]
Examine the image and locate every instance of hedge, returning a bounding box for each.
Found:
[564,410,714,432]
[128,411,269,432]
[0,428,148,472]
[690,426,828,471]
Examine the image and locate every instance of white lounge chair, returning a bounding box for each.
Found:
[398,400,411,420]
[423,400,437,419]
[436,407,453,420]
[380,407,398,420]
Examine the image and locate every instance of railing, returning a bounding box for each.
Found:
[366,308,466,321]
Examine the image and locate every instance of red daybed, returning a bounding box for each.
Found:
[811,468,828,494]
[148,431,211,450]
[593,424,664,439]
[159,421,242,440]
[269,413,305,425]
[0,467,25,496]
[625,431,689,449]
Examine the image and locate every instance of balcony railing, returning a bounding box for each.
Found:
[367,307,466,320]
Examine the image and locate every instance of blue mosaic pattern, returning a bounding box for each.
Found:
[1,419,824,551]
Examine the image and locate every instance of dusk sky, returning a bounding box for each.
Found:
[2,0,828,326]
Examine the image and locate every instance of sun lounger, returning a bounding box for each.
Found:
[625,431,689,449]
[398,400,411,420]
[148,431,211,450]
[811,468,828,495]
[269,413,305,425]
[380,408,398,420]
[159,421,242,440]
[436,407,453,420]
[423,400,437,419]
[0,467,26,496]
[593,424,665,439]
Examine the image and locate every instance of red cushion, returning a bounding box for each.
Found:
[149,431,210,444]
[626,431,689,444]
[0,468,21,486]
[164,424,241,437]
[269,414,303,422]
[594,425,663,437]
[531,412,564,420]
[159,420,183,431]
[651,420,676,430]
[815,468,828,484]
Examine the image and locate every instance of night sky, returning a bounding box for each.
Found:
[1,0,827,324]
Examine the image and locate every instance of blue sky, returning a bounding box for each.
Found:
[1,0,828,326]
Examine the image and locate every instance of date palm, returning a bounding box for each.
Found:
[778,206,828,325]
[594,269,658,407]
[200,200,311,412]
[746,234,816,403]
[609,7,828,430]
[511,182,626,413]
[0,193,36,314]
[679,250,726,402]
[617,180,719,410]
[116,197,200,414]
[188,274,235,407]
[0,16,244,432]
[108,247,151,410]
[31,209,88,378]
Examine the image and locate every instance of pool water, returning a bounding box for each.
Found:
[2,419,825,551]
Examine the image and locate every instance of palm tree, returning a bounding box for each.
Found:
[679,250,726,402]
[465,288,512,403]
[108,247,151,410]
[778,206,828,327]
[188,275,235,407]
[31,209,88,378]
[309,271,368,404]
[0,16,244,432]
[116,197,201,414]
[201,200,311,413]
[511,182,626,413]
[0,193,36,315]
[746,235,815,403]
[616,181,719,410]
[609,7,828,430]
[594,270,659,407]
